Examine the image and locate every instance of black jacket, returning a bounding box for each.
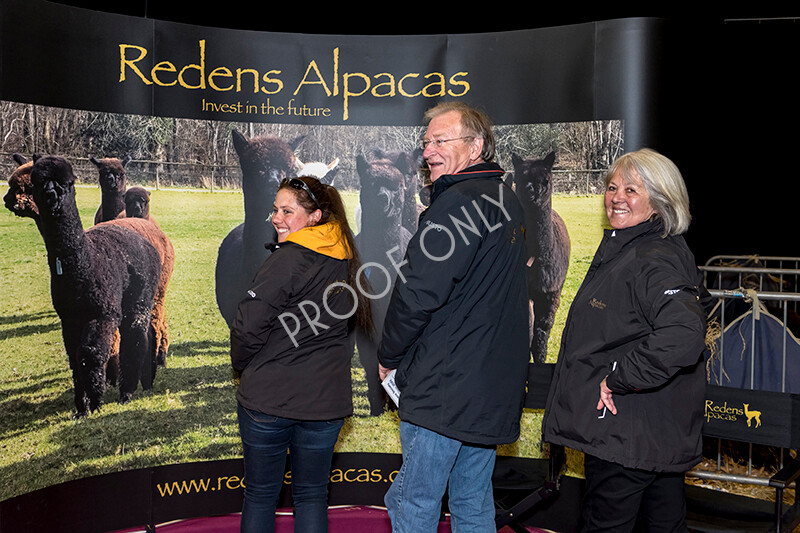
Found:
[231,223,354,421]
[378,162,530,445]
[542,218,710,472]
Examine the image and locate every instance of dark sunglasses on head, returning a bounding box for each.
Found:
[282,178,321,210]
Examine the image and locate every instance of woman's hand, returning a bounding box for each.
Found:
[596,375,617,415]
[379,364,393,381]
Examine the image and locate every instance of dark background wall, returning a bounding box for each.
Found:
[43,3,793,35]
[49,1,800,263]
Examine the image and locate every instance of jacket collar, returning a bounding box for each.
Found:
[266,222,351,260]
[428,162,505,205]
[598,217,664,262]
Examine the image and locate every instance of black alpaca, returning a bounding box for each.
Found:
[30,155,161,417]
[215,130,304,327]
[354,154,413,415]
[5,154,122,384]
[511,152,571,363]
[92,155,131,224]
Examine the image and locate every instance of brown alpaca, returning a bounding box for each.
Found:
[4,155,37,221]
[94,161,173,367]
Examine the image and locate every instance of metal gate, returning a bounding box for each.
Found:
[689,255,800,532]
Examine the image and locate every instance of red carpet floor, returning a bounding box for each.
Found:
[112,505,553,532]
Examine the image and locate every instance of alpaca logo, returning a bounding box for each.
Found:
[704,399,762,429]
[589,298,606,310]
[743,403,762,428]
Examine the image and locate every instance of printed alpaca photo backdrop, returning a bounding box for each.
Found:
[1,0,669,528]
[1,112,616,479]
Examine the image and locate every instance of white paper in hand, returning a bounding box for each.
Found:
[381,369,401,407]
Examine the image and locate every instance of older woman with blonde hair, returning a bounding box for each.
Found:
[608,147,692,236]
[543,148,712,532]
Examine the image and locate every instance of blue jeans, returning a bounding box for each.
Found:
[385,421,497,533]
[237,403,343,533]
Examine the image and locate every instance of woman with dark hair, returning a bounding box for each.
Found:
[542,148,712,532]
[231,176,371,533]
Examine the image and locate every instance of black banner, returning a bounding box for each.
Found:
[704,385,800,449]
[2,0,671,145]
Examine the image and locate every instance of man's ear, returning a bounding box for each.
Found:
[471,136,485,159]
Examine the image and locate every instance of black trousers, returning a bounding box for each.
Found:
[581,454,689,533]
